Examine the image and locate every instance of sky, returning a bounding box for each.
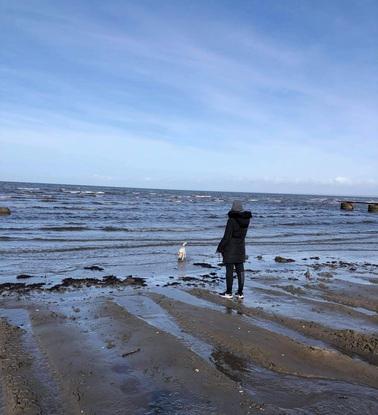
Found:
[0,0,377,196]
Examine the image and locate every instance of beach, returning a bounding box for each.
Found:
[1,182,378,414]
[0,266,378,414]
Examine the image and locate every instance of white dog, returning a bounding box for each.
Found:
[178,242,187,261]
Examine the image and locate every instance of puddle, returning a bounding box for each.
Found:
[151,288,378,367]
[1,288,377,415]
[20,294,178,413]
[114,293,213,360]
[152,286,222,311]
[211,349,378,413]
[244,283,377,331]
[141,390,216,415]
[242,314,328,349]
[155,288,330,349]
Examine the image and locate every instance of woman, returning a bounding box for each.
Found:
[216,200,252,299]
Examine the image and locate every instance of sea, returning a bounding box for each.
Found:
[0,181,377,286]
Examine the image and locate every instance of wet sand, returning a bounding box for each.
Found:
[0,265,378,414]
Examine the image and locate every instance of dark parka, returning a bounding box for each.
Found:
[217,211,252,264]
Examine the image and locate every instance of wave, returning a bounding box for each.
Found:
[39,198,57,202]
[102,226,131,232]
[82,191,104,195]
[272,219,377,227]
[1,238,376,256]
[41,226,90,231]
[101,226,207,233]
[60,189,80,194]
[306,197,331,202]
[17,187,41,191]
[60,188,105,196]
[52,206,97,210]
[0,240,216,254]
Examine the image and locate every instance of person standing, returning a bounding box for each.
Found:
[216,201,252,299]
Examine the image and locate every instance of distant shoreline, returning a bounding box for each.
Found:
[0,179,375,199]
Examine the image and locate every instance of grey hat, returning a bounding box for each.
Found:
[231,200,243,212]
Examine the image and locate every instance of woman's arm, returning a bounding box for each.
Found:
[216,219,233,253]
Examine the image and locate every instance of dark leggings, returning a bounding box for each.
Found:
[225,263,244,294]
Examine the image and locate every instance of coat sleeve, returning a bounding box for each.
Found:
[217,219,233,253]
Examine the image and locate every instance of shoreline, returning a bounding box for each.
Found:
[1,263,377,414]
[3,179,377,199]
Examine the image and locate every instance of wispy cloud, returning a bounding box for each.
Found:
[1,0,377,194]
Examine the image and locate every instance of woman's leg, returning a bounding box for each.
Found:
[225,263,234,294]
[235,263,245,294]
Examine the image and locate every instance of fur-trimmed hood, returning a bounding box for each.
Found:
[228,211,252,228]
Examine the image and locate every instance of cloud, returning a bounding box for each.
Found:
[332,176,351,185]
[0,1,377,195]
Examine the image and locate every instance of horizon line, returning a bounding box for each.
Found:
[0,179,376,199]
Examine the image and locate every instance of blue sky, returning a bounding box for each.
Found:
[1,0,377,195]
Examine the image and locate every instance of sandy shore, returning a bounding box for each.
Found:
[1,266,378,414]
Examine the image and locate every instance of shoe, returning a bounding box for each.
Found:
[219,292,233,299]
[235,292,244,299]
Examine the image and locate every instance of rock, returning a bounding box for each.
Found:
[340,202,354,211]
[123,276,147,287]
[49,275,147,291]
[256,255,263,260]
[0,207,11,215]
[182,276,200,282]
[106,340,115,349]
[102,275,120,285]
[0,282,45,294]
[163,281,181,287]
[310,256,320,260]
[368,204,378,213]
[49,277,99,291]
[318,272,334,278]
[0,282,26,292]
[16,274,35,280]
[193,262,217,269]
[84,265,104,271]
[274,256,295,263]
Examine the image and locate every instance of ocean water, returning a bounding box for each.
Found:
[0,181,377,285]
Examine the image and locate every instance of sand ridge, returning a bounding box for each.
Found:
[0,279,377,414]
